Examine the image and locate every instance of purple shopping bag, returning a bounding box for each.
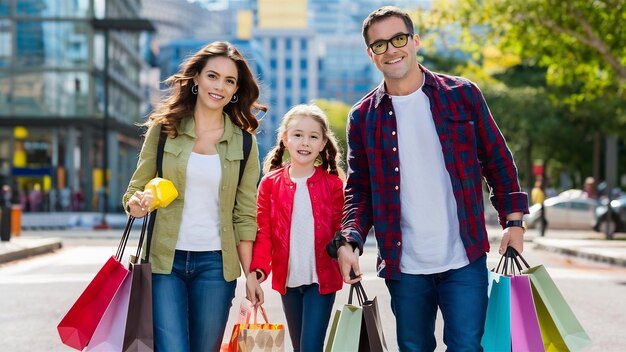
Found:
[510,275,544,352]
[86,273,133,351]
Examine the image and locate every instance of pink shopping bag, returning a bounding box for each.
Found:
[510,275,544,352]
[86,273,133,351]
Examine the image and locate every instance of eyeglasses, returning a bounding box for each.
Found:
[368,33,413,55]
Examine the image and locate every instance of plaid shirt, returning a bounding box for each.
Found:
[342,65,528,280]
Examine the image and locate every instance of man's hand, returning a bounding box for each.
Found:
[498,226,524,255]
[337,243,362,284]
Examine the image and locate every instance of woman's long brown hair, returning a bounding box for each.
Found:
[146,41,266,137]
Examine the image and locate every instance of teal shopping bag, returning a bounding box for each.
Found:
[481,270,511,352]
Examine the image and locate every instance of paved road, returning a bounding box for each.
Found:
[1,231,625,351]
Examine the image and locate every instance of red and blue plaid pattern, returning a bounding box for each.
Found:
[342,65,529,280]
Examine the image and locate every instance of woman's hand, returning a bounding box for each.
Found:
[246,272,265,308]
[126,189,154,218]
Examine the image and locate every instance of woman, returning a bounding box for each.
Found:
[123,41,266,352]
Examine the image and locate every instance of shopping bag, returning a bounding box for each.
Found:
[123,216,154,352]
[57,217,136,350]
[353,282,387,352]
[86,273,133,351]
[510,275,544,351]
[523,264,591,351]
[324,309,342,352]
[325,284,363,352]
[481,270,511,352]
[228,305,285,351]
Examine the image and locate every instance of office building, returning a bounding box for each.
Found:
[0,0,152,212]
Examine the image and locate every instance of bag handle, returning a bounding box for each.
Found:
[115,216,134,261]
[114,215,149,262]
[245,305,270,324]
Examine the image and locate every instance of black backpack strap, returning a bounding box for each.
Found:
[144,126,167,262]
[239,130,252,187]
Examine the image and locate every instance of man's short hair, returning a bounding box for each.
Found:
[362,6,414,46]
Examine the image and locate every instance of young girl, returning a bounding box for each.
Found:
[246,104,344,351]
[124,41,265,351]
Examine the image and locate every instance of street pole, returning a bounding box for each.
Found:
[91,18,154,230]
[95,29,111,229]
[604,135,618,240]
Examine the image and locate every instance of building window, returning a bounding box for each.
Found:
[17,0,89,18]
[300,78,307,89]
[300,39,307,50]
[0,0,10,16]
[285,39,291,51]
[0,19,10,67]
[16,20,89,68]
[270,38,277,50]
[300,59,307,70]
[285,59,292,70]
[13,71,89,117]
[0,71,9,115]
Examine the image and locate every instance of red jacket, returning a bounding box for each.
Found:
[250,165,344,295]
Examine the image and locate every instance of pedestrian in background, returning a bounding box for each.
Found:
[531,178,545,205]
[246,104,344,351]
[123,41,266,352]
[335,6,529,351]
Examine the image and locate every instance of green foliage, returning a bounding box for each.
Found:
[451,0,625,116]
[313,99,351,157]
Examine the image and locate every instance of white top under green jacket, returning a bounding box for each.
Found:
[123,113,259,281]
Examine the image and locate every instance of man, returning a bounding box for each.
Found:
[336,6,529,351]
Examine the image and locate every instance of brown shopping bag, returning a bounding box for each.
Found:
[123,214,154,351]
[228,305,285,351]
[353,282,388,352]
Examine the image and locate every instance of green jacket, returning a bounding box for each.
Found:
[123,113,259,281]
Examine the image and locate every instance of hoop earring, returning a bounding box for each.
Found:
[230,94,238,103]
[191,84,198,95]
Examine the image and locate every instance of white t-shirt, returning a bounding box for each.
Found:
[176,152,222,251]
[286,174,318,287]
[391,79,469,274]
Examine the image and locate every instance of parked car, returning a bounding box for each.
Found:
[527,196,598,230]
[594,195,626,234]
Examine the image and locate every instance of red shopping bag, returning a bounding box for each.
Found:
[57,217,136,350]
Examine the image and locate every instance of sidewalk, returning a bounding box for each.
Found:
[1,226,625,266]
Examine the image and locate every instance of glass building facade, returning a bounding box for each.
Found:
[0,0,150,212]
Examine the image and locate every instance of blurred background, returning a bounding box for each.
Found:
[0,0,623,232]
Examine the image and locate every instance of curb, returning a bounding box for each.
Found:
[0,238,63,264]
[533,240,626,267]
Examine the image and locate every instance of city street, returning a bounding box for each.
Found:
[1,229,625,351]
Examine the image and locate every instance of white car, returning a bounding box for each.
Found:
[527,196,598,230]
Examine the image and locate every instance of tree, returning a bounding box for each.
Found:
[449,0,625,130]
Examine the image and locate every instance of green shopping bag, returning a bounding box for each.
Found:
[325,285,363,352]
[324,309,341,352]
[523,265,591,351]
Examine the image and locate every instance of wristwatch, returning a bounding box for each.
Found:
[505,220,527,233]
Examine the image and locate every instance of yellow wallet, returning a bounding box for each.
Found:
[144,177,178,211]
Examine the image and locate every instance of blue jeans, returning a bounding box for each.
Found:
[385,255,488,352]
[281,283,336,352]
[152,250,236,352]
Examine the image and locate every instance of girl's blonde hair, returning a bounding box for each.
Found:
[263,104,344,179]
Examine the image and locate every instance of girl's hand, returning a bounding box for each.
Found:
[127,189,154,218]
[246,272,265,308]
